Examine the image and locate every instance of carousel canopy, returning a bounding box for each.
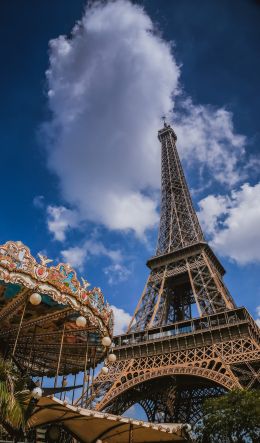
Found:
[0,241,113,376]
[29,397,191,442]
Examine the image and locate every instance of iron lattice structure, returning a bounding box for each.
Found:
[86,124,260,425]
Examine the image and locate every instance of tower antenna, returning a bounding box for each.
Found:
[162,115,167,127]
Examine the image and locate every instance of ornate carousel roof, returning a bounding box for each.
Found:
[0,241,113,376]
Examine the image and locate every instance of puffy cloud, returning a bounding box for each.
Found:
[111,305,132,335]
[46,205,79,241]
[174,99,246,186]
[197,194,229,235]
[104,263,131,285]
[84,239,122,263]
[44,0,177,237]
[61,239,122,271]
[198,183,260,264]
[44,0,248,237]
[61,246,86,271]
[33,195,45,209]
[95,193,159,237]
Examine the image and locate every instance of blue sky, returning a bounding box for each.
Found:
[1,0,260,334]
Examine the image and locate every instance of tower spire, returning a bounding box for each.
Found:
[156,123,204,256]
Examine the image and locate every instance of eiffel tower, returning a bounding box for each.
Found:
[86,123,260,424]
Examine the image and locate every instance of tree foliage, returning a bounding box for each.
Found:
[195,389,260,443]
[0,357,30,438]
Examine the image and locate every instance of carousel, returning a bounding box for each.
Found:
[0,240,114,381]
[0,241,113,438]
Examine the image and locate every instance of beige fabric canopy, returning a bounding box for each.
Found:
[29,397,191,442]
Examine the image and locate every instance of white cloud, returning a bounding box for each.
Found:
[174,99,247,186]
[44,0,177,237]
[44,0,248,237]
[198,182,260,264]
[46,205,79,241]
[104,263,131,285]
[61,246,86,271]
[33,195,45,209]
[197,194,229,235]
[61,239,122,271]
[84,239,122,263]
[96,193,159,237]
[111,305,132,335]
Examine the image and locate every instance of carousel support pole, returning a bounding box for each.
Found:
[62,383,66,401]
[60,378,64,400]
[81,334,89,407]
[41,360,46,388]
[27,325,35,372]
[22,331,29,368]
[71,372,77,405]
[85,367,91,408]
[12,300,28,357]
[89,348,97,408]
[61,357,67,400]
[29,325,37,375]
[54,323,66,390]
[129,423,133,443]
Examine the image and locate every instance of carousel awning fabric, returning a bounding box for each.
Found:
[29,397,191,442]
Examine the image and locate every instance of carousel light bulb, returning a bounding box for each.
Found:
[62,377,68,387]
[29,292,42,305]
[101,336,111,347]
[31,387,42,399]
[76,316,87,327]
[108,353,117,363]
[101,366,109,375]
